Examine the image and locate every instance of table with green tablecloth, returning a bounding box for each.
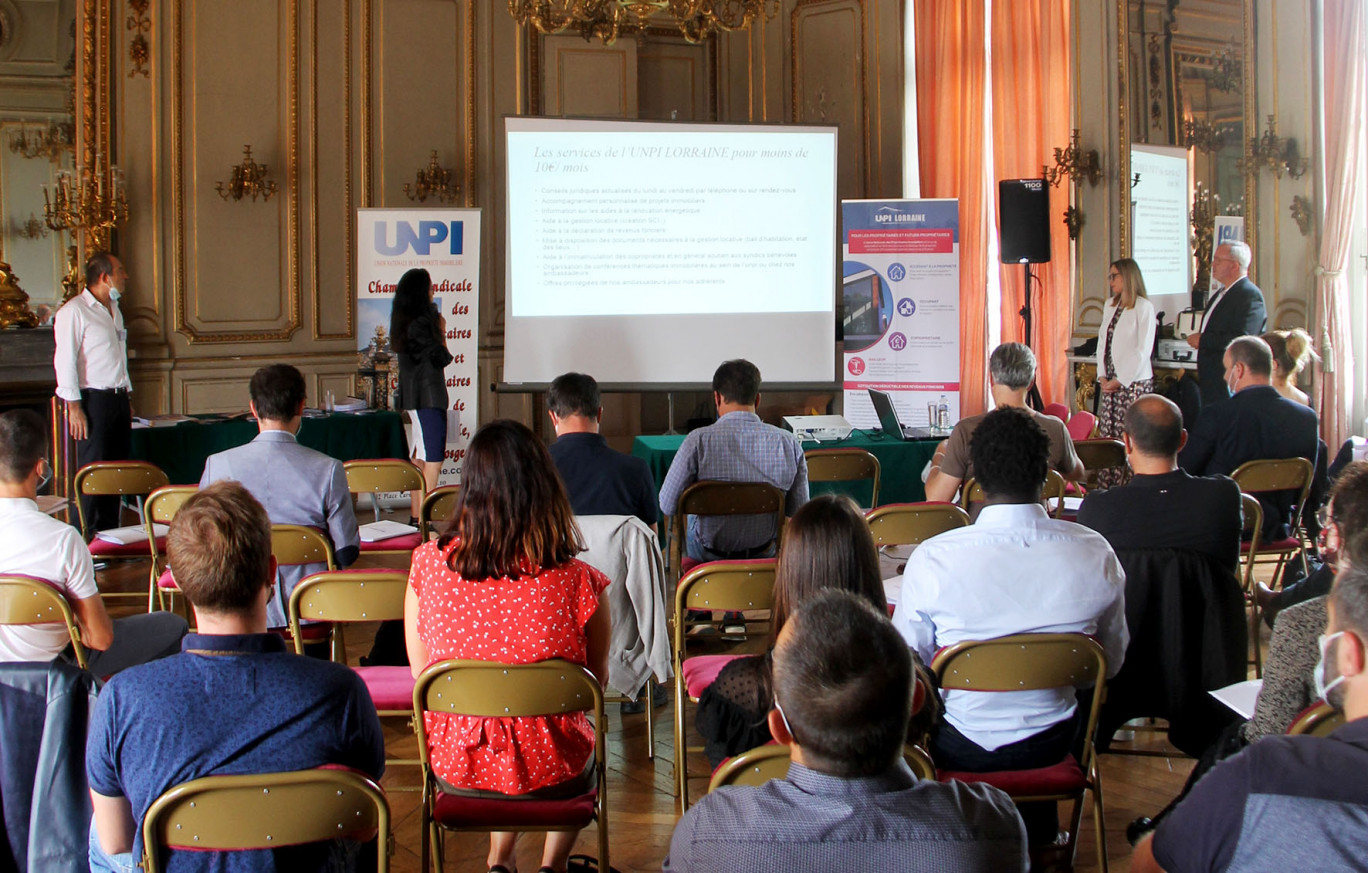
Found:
[131,412,408,484]
[631,429,939,506]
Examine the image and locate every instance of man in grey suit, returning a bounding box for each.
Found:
[199,364,359,628]
[1186,241,1268,407]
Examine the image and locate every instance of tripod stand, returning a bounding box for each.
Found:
[1018,262,1045,411]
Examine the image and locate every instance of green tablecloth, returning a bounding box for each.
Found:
[631,429,939,506]
[131,412,408,485]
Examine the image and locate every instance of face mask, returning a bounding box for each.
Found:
[774,698,798,743]
[1226,369,1239,395]
[36,459,51,492]
[1314,631,1349,704]
[108,286,121,303]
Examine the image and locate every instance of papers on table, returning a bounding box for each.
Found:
[1047,496,1085,514]
[95,523,168,545]
[359,520,418,542]
[1210,678,1263,720]
[35,495,67,516]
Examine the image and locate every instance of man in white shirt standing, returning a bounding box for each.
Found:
[893,406,1128,849]
[0,410,185,674]
[53,252,133,536]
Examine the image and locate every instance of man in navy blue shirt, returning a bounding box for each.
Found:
[548,371,659,531]
[87,481,384,872]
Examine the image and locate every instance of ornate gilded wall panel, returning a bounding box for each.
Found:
[311,0,356,339]
[540,35,636,118]
[790,0,866,200]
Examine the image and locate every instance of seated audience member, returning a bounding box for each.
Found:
[665,590,1027,872]
[1263,327,1318,407]
[695,494,891,766]
[0,409,185,674]
[894,407,1127,845]
[659,359,808,562]
[199,363,360,628]
[1131,554,1368,873]
[404,420,610,873]
[86,481,384,872]
[1178,336,1319,542]
[924,343,1084,507]
[547,371,659,530]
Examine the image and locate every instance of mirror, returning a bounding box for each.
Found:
[0,0,78,322]
[1119,0,1256,301]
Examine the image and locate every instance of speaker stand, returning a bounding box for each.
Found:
[1019,262,1044,411]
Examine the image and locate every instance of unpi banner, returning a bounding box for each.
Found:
[840,199,961,429]
[357,208,480,483]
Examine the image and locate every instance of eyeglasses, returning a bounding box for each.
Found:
[1107,272,1121,280]
[1318,506,1336,529]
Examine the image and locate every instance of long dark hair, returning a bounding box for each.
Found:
[389,268,434,354]
[437,420,584,579]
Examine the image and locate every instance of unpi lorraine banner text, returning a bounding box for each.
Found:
[840,199,961,430]
[357,208,480,483]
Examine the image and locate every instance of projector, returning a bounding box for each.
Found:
[783,415,854,442]
[1156,339,1196,363]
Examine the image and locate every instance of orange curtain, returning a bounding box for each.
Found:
[989,0,1073,405]
[914,0,990,416]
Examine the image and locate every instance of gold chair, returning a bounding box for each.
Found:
[931,633,1110,873]
[144,485,198,614]
[1074,438,1128,490]
[343,459,426,557]
[804,448,882,508]
[708,743,937,792]
[667,480,786,584]
[961,469,1068,517]
[1286,702,1345,737]
[270,525,338,653]
[412,659,608,873]
[672,559,778,810]
[1232,457,1316,591]
[1240,493,1268,676]
[140,768,390,873]
[75,461,171,603]
[865,502,970,551]
[0,574,87,669]
[419,484,461,540]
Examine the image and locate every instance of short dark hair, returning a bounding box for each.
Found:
[0,409,47,483]
[167,481,273,614]
[969,407,1049,502]
[548,373,600,419]
[1330,556,1368,644]
[712,359,761,406]
[1226,336,1274,378]
[1330,462,1368,554]
[249,364,307,422]
[1123,394,1184,457]
[84,252,117,289]
[773,590,912,778]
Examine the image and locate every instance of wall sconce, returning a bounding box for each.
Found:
[216,145,278,202]
[1042,130,1102,188]
[43,164,129,252]
[403,151,460,204]
[1289,195,1313,236]
[1182,118,1230,154]
[1062,206,1084,241]
[1248,115,1309,179]
[6,119,75,160]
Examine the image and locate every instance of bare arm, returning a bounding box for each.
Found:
[924,470,961,503]
[404,582,428,680]
[90,791,135,856]
[584,589,611,686]
[71,594,114,651]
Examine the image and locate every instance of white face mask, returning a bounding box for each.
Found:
[1314,631,1349,704]
[1225,368,1240,395]
[108,286,121,303]
[36,459,51,492]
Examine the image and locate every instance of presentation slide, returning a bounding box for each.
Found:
[1130,144,1192,320]
[504,117,838,386]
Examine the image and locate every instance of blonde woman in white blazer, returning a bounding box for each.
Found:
[1096,258,1156,487]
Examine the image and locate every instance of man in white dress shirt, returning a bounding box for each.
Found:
[53,252,133,535]
[893,406,1128,847]
[0,410,185,674]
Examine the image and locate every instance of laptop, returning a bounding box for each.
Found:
[867,388,939,441]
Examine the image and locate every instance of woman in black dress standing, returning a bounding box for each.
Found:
[390,268,454,524]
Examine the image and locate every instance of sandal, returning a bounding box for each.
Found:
[488,866,515,873]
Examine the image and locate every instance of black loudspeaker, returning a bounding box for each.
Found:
[998,178,1052,264]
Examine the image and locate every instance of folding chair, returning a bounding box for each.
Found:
[865,501,970,550]
[269,525,337,652]
[667,481,786,583]
[141,768,390,873]
[672,559,777,810]
[419,484,461,540]
[1239,493,1268,676]
[0,574,87,669]
[144,485,198,614]
[74,461,170,602]
[1232,457,1315,592]
[804,447,881,508]
[1067,410,1097,441]
[343,459,426,557]
[931,633,1110,873]
[412,659,609,873]
[1074,439,1127,491]
[708,742,937,792]
[962,470,1068,518]
[1287,701,1345,737]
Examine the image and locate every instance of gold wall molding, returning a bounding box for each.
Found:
[311,0,356,340]
[790,0,868,197]
[126,0,150,77]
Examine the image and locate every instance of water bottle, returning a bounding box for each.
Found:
[937,394,950,432]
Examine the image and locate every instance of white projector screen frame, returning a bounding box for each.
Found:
[502,117,839,389]
[1130,143,1193,321]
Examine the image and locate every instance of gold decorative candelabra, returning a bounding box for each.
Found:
[1247,115,1309,179]
[1190,182,1219,295]
[404,151,460,204]
[6,118,76,160]
[1183,118,1229,154]
[507,0,779,45]
[1042,129,1102,188]
[42,164,129,251]
[216,145,279,202]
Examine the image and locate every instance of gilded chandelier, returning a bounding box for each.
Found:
[508,0,780,45]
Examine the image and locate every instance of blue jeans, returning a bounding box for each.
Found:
[684,516,776,563]
[88,818,135,873]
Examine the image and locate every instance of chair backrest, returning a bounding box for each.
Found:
[271,525,336,569]
[708,743,937,792]
[865,502,970,548]
[1042,403,1070,422]
[288,570,409,656]
[961,470,1067,517]
[804,448,881,508]
[1074,439,1127,477]
[0,574,87,670]
[1231,457,1315,534]
[669,481,786,574]
[1286,701,1345,737]
[1067,410,1097,441]
[73,461,170,532]
[675,560,777,631]
[144,485,199,556]
[419,484,461,539]
[931,634,1107,770]
[140,769,390,873]
[1239,492,1264,592]
[343,459,426,495]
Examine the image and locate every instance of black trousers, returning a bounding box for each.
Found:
[76,388,132,536]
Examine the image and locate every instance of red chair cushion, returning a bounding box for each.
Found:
[355,665,415,710]
[1242,536,1301,554]
[270,622,334,644]
[681,654,745,699]
[89,536,164,558]
[157,569,179,590]
[431,787,597,829]
[359,533,423,552]
[938,756,1086,796]
[679,556,704,577]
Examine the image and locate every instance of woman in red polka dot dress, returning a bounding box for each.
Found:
[404,419,611,873]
